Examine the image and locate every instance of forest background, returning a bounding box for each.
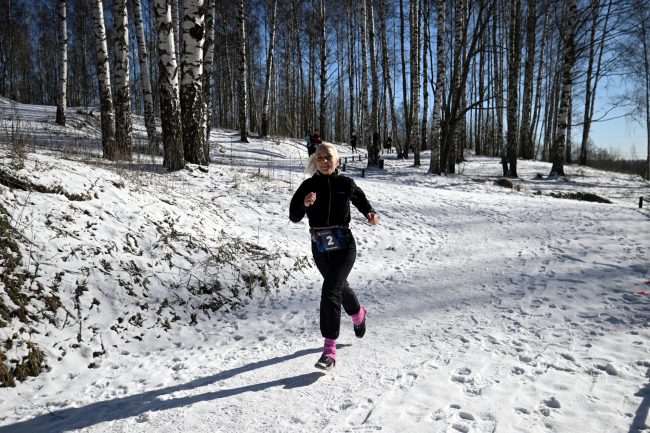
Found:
[0,0,649,178]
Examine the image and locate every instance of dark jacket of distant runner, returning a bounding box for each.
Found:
[289,171,375,229]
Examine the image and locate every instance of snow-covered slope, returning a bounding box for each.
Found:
[0,103,649,433]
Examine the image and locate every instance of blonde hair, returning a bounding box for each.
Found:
[306,142,340,175]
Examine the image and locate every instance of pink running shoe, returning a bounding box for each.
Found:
[352,306,366,338]
[315,338,336,370]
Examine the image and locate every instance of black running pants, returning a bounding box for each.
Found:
[312,242,360,340]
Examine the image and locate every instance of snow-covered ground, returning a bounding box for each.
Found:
[0,100,650,433]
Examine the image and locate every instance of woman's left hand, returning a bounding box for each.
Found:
[367,213,379,225]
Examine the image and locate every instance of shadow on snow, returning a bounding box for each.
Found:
[0,346,342,433]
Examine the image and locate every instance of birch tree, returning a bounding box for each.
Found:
[399,0,410,158]
[360,0,371,153]
[550,0,578,177]
[203,0,215,144]
[493,2,506,174]
[421,0,430,154]
[56,0,67,126]
[379,0,400,158]
[113,0,132,160]
[367,0,381,166]
[238,0,249,142]
[429,0,446,174]
[181,0,208,165]
[506,0,523,177]
[172,0,181,66]
[348,0,357,143]
[410,0,421,166]
[260,0,277,137]
[440,0,493,173]
[519,0,537,160]
[154,0,184,171]
[133,0,157,154]
[319,0,327,137]
[90,0,115,160]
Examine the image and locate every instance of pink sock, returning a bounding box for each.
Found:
[324,338,336,358]
[352,306,366,326]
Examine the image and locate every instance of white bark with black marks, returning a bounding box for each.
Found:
[154,0,184,171]
[56,0,67,126]
[238,0,248,142]
[367,0,380,166]
[410,0,421,166]
[379,0,399,158]
[428,0,446,174]
[181,0,208,165]
[203,0,215,145]
[113,0,133,161]
[550,0,578,178]
[506,0,523,177]
[90,0,115,160]
[319,0,327,138]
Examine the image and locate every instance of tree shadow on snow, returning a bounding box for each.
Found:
[0,345,344,433]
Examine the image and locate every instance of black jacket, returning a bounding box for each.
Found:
[289,171,375,228]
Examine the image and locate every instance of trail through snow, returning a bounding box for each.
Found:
[0,125,648,433]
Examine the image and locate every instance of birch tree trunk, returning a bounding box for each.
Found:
[171,0,181,66]
[519,0,536,160]
[421,0,429,154]
[133,0,157,155]
[399,0,409,158]
[379,0,400,158]
[348,0,356,141]
[367,0,381,166]
[566,91,573,163]
[360,0,371,153]
[506,0,522,177]
[238,0,249,142]
[203,0,215,147]
[56,0,67,126]
[319,0,327,138]
[154,0,184,171]
[493,2,506,175]
[442,0,466,173]
[113,0,132,160]
[181,0,207,165]
[550,0,578,177]
[428,0,446,174]
[410,0,421,166]
[531,9,548,160]
[260,0,277,138]
[90,0,115,160]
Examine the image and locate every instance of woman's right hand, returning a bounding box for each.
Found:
[304,192,317,207]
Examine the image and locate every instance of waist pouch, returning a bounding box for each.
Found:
[311,226,349,252]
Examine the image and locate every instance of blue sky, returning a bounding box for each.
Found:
[589,115,647,159]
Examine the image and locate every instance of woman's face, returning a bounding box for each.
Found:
[316,148,338,175]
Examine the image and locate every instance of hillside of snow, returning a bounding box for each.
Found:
[0,100,649,432]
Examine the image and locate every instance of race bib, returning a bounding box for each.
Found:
[313,227,348,252]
